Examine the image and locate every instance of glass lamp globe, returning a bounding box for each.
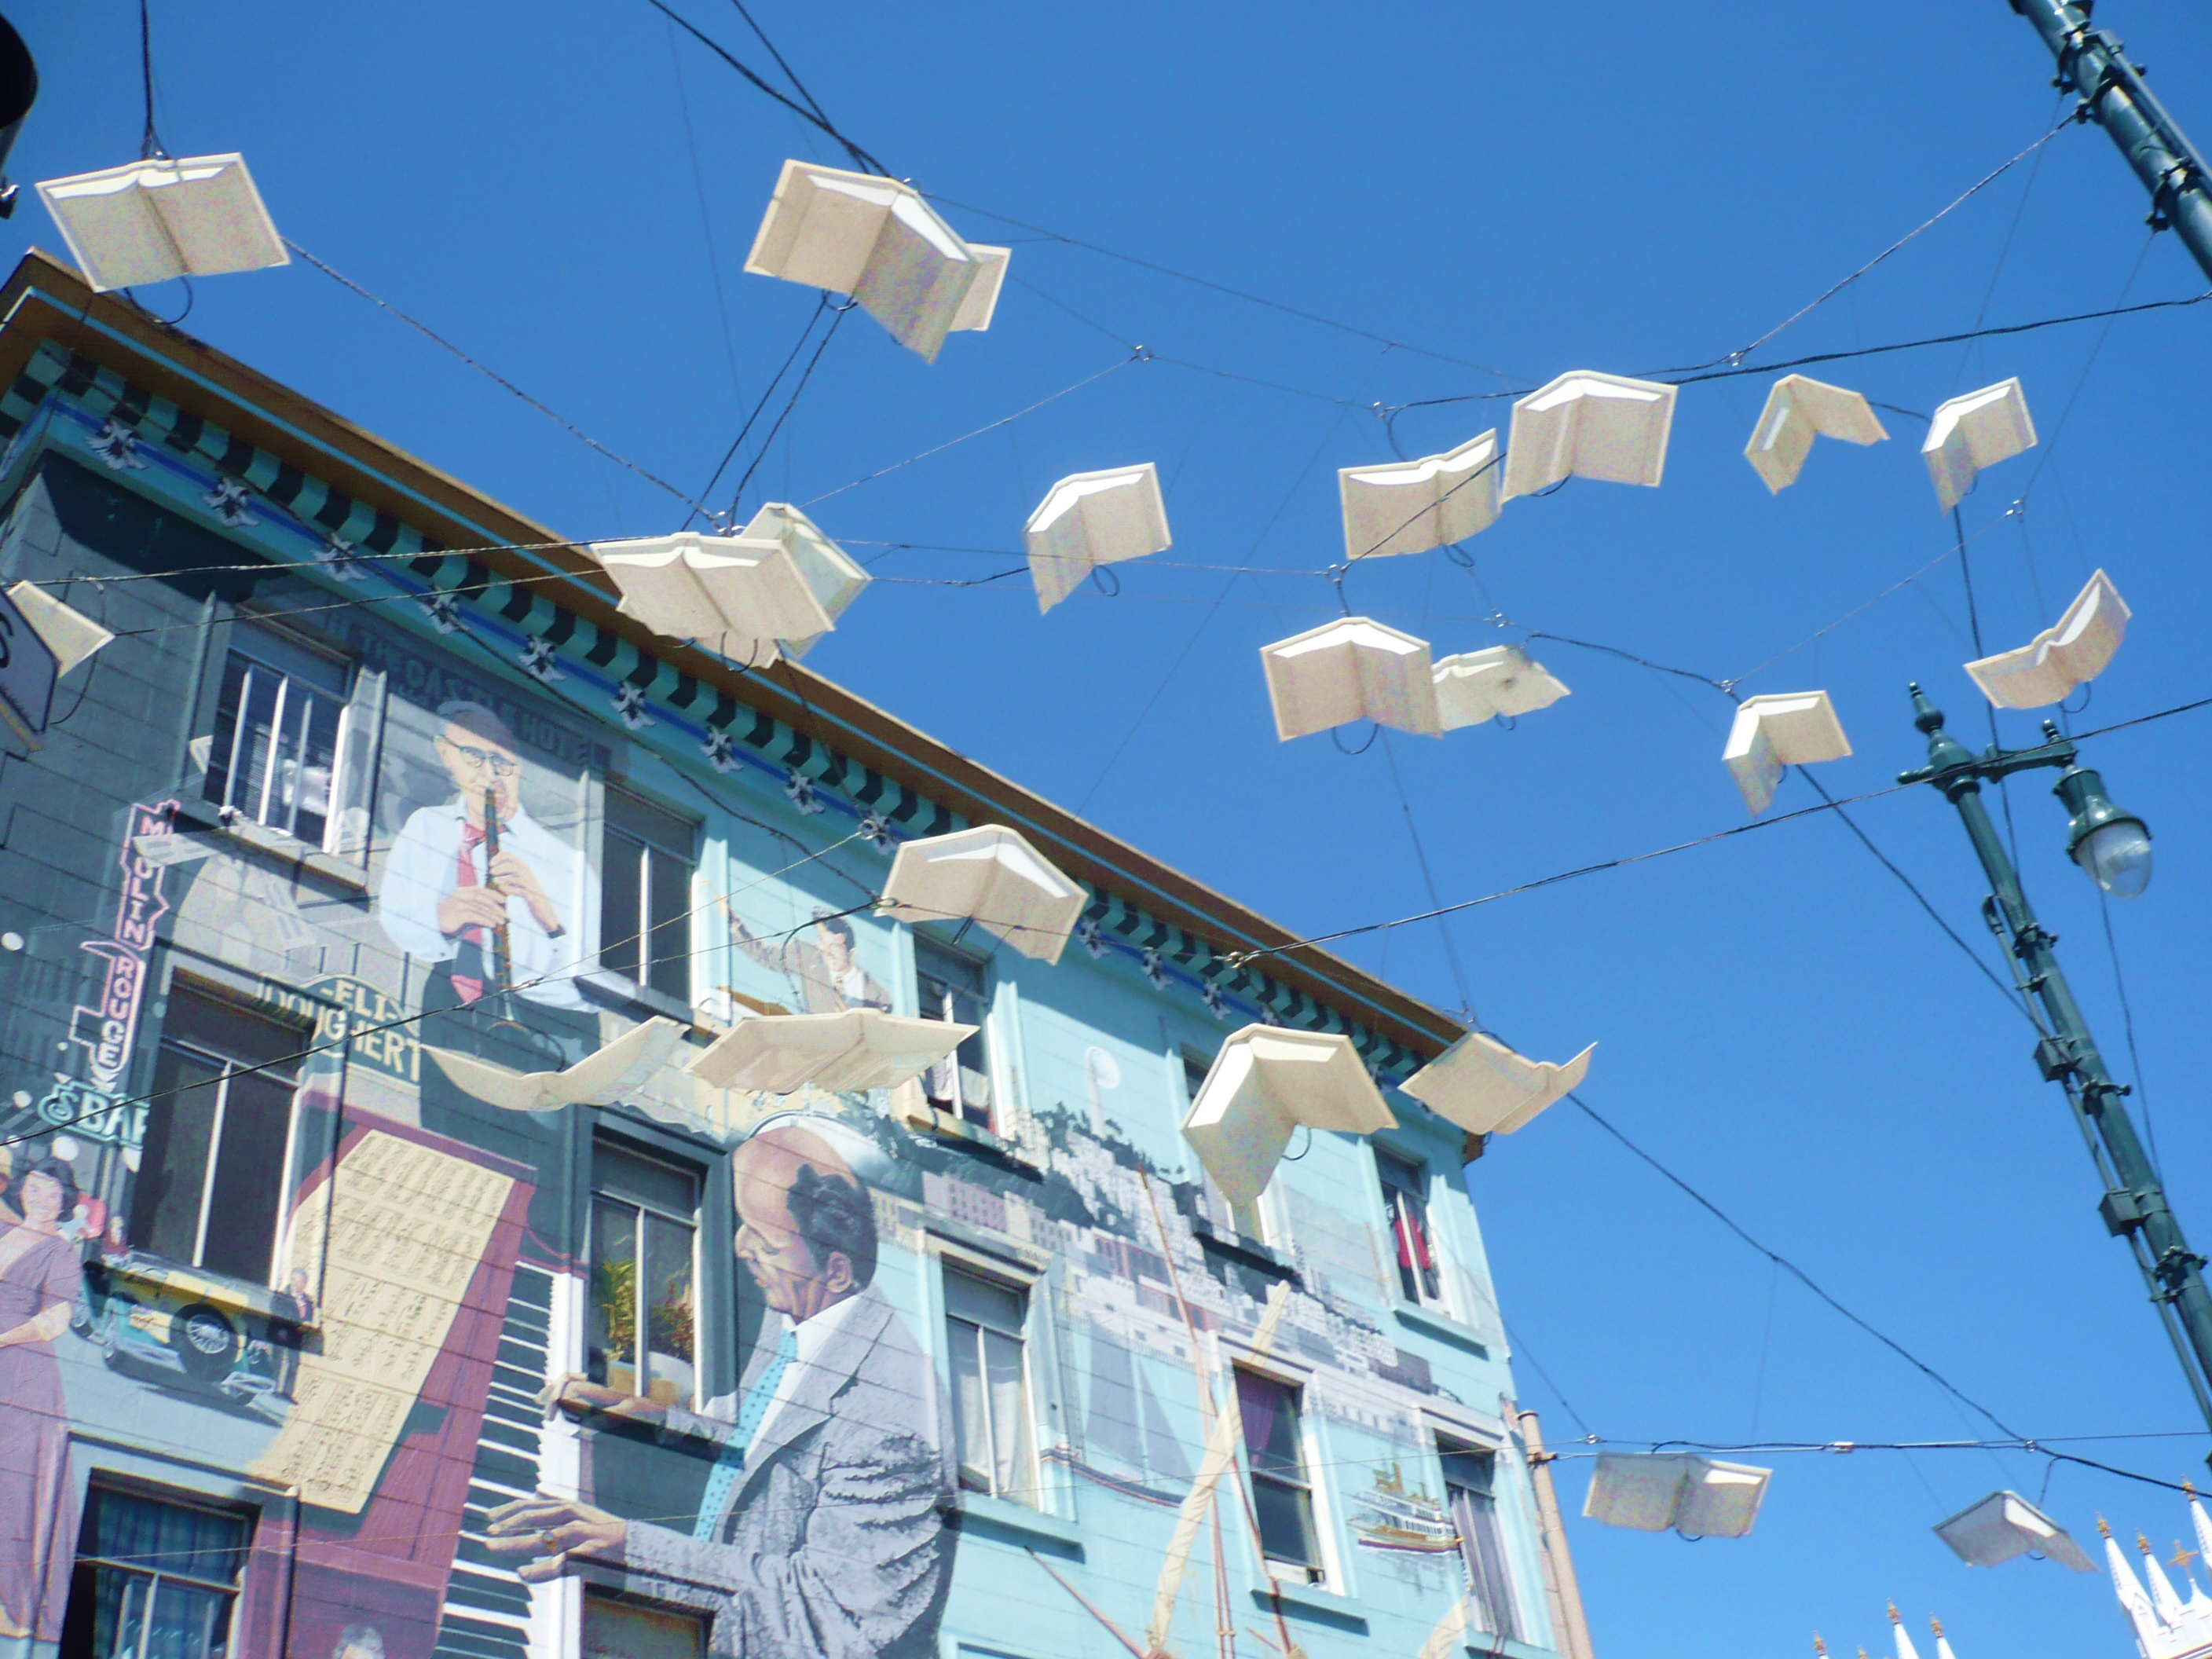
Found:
[2075,819,2154,899]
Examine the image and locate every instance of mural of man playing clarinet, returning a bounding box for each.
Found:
[375,700,593,1011]
[488,1122,954,1659]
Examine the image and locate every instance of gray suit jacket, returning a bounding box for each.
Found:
[621,1286,954,1659]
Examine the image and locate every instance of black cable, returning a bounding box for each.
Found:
[690,293,830,520]
[1521,631,1732,695]
[1566,1090,2026,1440]
[137,0,168,159]
[724,301,850,522]
[723,0,836,130]
[641,0,885,174]
[1377,731,1475,1023]
[1796,769,2034,1021]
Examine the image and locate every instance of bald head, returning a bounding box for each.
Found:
[733,1126,877,1320]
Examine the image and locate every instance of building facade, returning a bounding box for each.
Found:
[0,251,1577,1659]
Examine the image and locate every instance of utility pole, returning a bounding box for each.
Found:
[2008,0,2212,284]
[1901,686,2212,1452]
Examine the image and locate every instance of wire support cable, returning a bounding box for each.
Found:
[723,297,851,522]
[640,0,885,174]
[800,350,1148,506]
[284,240,712,518]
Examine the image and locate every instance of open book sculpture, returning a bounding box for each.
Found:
[1262,617,1441,740]
[425,1018,684,1115]
[735,503,869,660]
[1338,430,1501,558]
[1401,1029,1594,1136]
[876,824,1086,964]
[1182,1026,1394,1206]
[1924,379,2036,513]
[1743,375,1889,493]
[1025,463,1170,613]
[690,1009,975,1095]
[1965,568,2129,710]
[1723,690,1851,815]
[1431,645,1569,730]
[588,533,833,664]
[1584,1452,1771,1540]
[38,154,286,291]
[1503,371,1677,500]
[745,160,1009,361]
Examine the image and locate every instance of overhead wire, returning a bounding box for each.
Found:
[724,297,853,522]
[284,240,713,519]
[690,292,835,520]
[639,0,885,174]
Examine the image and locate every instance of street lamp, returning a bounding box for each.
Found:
[1900,685,2212,1452]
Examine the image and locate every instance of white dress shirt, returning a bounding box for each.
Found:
[375,797,596,1009]
[749,1291,870,1463]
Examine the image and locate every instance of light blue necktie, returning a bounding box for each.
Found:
[693,1326,797,1540]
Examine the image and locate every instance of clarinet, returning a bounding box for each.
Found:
[483,785,516,999]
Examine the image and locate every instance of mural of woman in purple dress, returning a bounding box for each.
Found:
[0,1156,83,1645]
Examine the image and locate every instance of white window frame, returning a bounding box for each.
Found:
[912,933,994,1131]
[597,788,700,1005]
[1375,1144,1452,1315]
[201,617,383,860]
[1217,1339,1343,1595]
[586,1136,705,1411]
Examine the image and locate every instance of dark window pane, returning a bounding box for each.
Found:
[582,1591,705,1659]
[589,1199,640,1392]
[1252,1474,1319,1567]
[645,845,691,1000]
[606,790,696,859]
[643,1214,697,1406]
[599,831,644,983]
[197,1071,293,1284]
[133,1046,221,1266]
[164,990,302,1074]
[1236,1371,1303,1476]
[594,1141,698,1214]
[87,1488,248,1583]
[943,1268,1024,1335]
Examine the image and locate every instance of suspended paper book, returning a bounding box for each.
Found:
[744,159,1009,362]
[1401,1030,1594,1136]
[1338,429,1502,559]
[1431,645,1569,730]
[736,503,869,661]
[7,580,112,676]
[1501,371,1678,500]
[37,153,287,292]
[1261,616,1441,741]
[1924,379,2036,513]
[1723,690,1851,816]
[875,824,1086,964]
[1932,1492,2096,1573]
[1181,1025,1395,1207]
[1024,463,1170,614]
[690,1009,975,1095]
[1743,375,1889,493]
[424,1019,683,1115]
[1965,567,2129,710]
[588,532,833,665]
[1583,1452,1771,1540]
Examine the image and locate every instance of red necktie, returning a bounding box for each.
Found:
[452,821,489,1003]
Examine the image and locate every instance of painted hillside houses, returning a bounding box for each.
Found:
[0,250,1586,1659]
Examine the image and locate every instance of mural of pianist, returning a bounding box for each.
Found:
[375,701,594,1011]
[488,1124,952,1659]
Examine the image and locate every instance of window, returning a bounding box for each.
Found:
[1440,1441,1519,1641]
[1237,1369,1322,1582]
[60,1486,250,1659]
[581,1589,705,1659]
[1188,1048,1269,1244]
[202,621,377,854]
[130,987,305,1286]
[588,1138,701,1408]
[1377,1148,1443,1307]
[915,939,991,1128]
[599,790,698,1002]
[943,1266,1035,1506]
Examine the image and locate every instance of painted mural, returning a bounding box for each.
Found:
[0,441,1538,1659]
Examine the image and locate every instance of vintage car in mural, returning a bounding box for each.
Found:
[75,1251,295,1419]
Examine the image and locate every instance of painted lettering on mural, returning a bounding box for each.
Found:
[64,801,175,1092]
[258,974,422,1088]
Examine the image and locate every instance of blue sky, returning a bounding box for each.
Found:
[14,2,2212,1654]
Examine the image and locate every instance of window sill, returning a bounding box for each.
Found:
[1393,1300,1491,1358]
[168,801,371,895]
[1192,1217,1298,1279]
[89,1254,315,1331]
[1463,1638,1554,1659]
[903,1107,1042,1178]
[942,1490,1084,1551]
[1248,1577,1368,1632]
[577,969,694,1025]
